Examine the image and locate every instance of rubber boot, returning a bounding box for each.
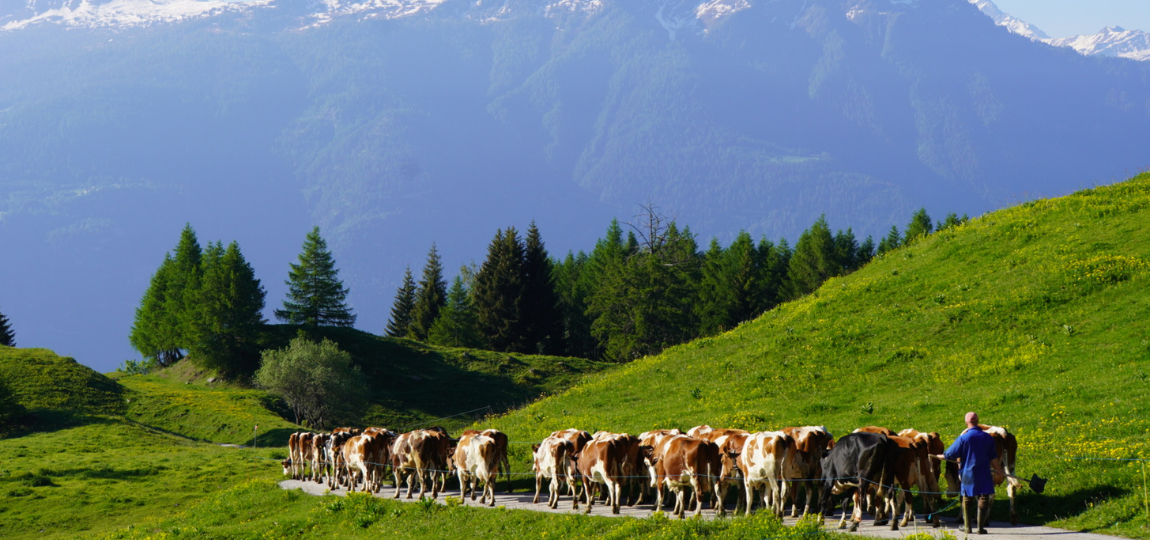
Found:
[977,495,990,534]
[962,497,973,535]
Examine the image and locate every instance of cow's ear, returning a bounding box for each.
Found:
[532,444,541,452]
[726,450,740,460]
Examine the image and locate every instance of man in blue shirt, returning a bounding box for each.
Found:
[944,412,998,534]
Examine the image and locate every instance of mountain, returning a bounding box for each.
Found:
[969,0,1150,62]
[1049,26,1150,62]
[2,0,1150,371]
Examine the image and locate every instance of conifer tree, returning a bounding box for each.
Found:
[877,225,901,255]
[520,222,564,354]
[428,276,483,348]
[408,244,448,342]
[385,267,417,338]
[188,241,267,374]
[130,224,204,366]
[554,251,596,359]
[473,228,526,352]
[833,228,861,271]
[696,238,733,336]
[904,208,933,244]
[0,307,15,347]
[786,215,840,298]
[275,227,356,327]
[857,236,876,266]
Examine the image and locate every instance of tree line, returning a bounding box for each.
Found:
[387,207,967,362]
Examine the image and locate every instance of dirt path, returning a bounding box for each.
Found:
[279,479,1113,539]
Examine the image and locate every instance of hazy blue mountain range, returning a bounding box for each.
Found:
[970,0,1150,61]
[3,0,1150,371]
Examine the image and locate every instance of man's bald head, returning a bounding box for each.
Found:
[964,412,979,427]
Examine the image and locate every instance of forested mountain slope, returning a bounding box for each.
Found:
[490,173,1150,538]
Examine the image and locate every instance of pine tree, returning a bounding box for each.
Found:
[877,225,901,255]
[904,208,933,244]
[385,267,417,338]
[0,307,15,347]
[168,224,204,339]
[428,276,483,348]
[697,232,767,336]
[761,238,792,309]
[275,227,356,327]
[408,244,448,342]
[696,237,733,336]
[833,228,860,272]
[520,222,564,355]
[473,228,526,352]
[786,215,840,298]
[858,236,876,266]
[554,251,596,359]
[187,241,267,374]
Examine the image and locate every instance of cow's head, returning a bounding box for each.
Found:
[281,458,292,475]
[719,451,740,481]
[639,445,655,465]
[531,443,541,454]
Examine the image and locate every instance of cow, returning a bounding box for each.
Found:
[362,428,395,492]
[295,432,314,480]
[820,431,899,532]
[881,435,927,530]
[899,428,949,527]
[688,425,751,513]
[571,437,624,514]
[532,436,576,509]
[735,431,793,517]
[392,428,453,499]
[551,429,593,500]
[854,426,896,437]
[781,426,835,518]
[592,431,644,506]
[480,429,512,493]
[326,430,358,489]
[284,432,300,478]
[309,433,332,483]
[944,425,1022,526]
[641,435,723,518]
[453,431,501,506]
[637,428,685,504]
[341,433,376,493]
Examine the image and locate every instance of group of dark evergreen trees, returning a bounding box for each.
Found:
[387,208,966,362]
[130,225,356,375]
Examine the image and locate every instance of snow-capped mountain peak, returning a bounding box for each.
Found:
[969,0,1150,62]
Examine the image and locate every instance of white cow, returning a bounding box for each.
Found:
[736,431,793,517]
[453,433,500,506]
[532,436,575,509]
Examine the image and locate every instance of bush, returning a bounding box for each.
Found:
[253,337,366,429]
[0,378,25,428]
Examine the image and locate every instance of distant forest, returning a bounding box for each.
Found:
[386,207,968,362]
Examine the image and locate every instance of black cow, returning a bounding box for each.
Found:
[819,432,899,532]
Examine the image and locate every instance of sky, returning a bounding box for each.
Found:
[992,0,1150,38]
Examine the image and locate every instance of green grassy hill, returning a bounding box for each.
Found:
[0,347,125,417]
[483,174,1150,538]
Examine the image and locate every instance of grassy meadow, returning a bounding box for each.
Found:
[5,174,1150,538]
[486,174,1150,537]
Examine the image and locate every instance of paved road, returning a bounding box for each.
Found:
[279,479,1116,539]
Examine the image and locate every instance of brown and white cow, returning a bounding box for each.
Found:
[592,431,644,506]
[572,437,624,514]
[550,429,593,500]
[854,426,897,437]
[309,433,331,483]
[341,433,376,493]
[361,428,395,492]
[641,435,723,518]
[453,431,501,506]
[882,435,927,530]
[947,425,1022,526]
[532,436,576,509]
[688,425,750,513]
[284,432,301,478]
[781,426,835,518]
[899,428,948,527]
[735,431,793,517]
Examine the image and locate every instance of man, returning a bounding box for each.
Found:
[943,412,998,534]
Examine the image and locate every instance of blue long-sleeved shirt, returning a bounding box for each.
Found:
[944,427,998,497]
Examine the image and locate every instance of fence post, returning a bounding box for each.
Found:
[1142,461,1148,522]
[253,425,259,448]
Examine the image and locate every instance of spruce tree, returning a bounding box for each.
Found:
[0,307,15,347]
[786,215,840,298]
[696,237,733,336]
[877,225,901,255]
[904,208,933,244]
[428,276,483,349]
[554,251,596,359]
[275,227,356,327]
[833,228,860,271]
[473,228,526,352]
[385,267,417,338]
[520,222,564,354]
[130,225,203,366]
[408,244,448,342]
[188,241,267,374]
[857,236,876,266]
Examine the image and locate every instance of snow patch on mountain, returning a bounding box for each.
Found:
[694,0,749,26]
[1,0,267,31]
[544,0,602,18]
[306,0,445,26]
[1048,26,1150,62]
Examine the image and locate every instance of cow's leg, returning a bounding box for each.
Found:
[847,490,862,532]
[583,479,595,514]
[744,482,756,516]
[610,480,621,514]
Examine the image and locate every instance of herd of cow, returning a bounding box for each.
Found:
[282,423,1022,531]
